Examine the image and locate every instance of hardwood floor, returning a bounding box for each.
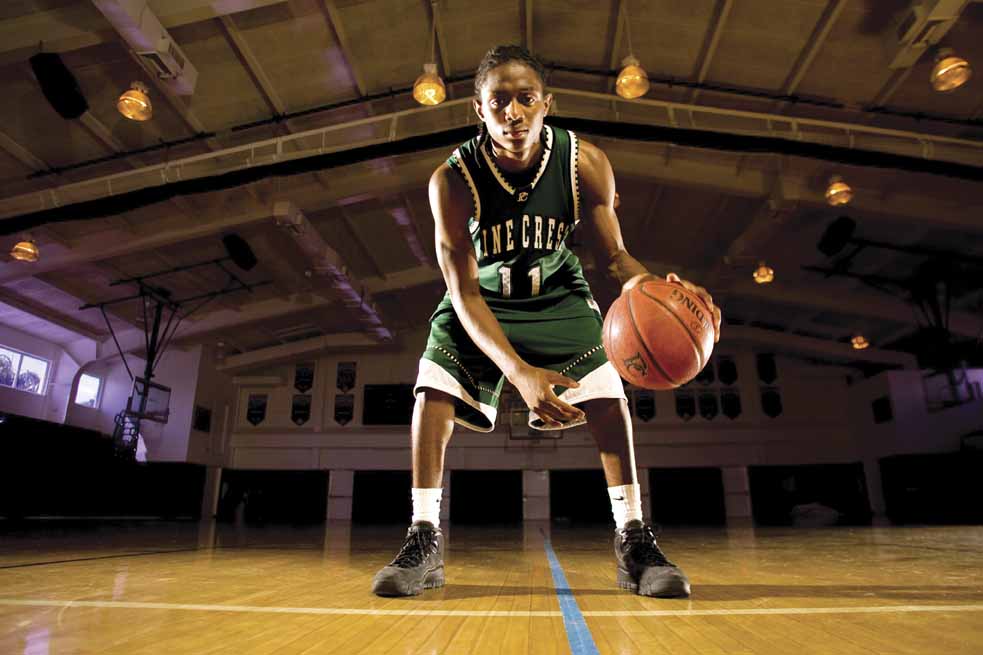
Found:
[1,521,981,654]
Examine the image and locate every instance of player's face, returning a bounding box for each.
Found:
[475,62,553,154]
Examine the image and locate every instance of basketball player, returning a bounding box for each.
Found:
[372,45,721,598]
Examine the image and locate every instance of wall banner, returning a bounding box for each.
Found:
[291,394,312,425]
[334,393,354,425]
[246,394,268,426]
[294,362,315,393]
[336,361,356,392]
[634,389,655,422]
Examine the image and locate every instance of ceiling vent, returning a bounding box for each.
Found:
[889,0,969,70]
[92,0,198,95]
[137,37,187,80]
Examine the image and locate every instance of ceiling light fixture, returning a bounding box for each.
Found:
[413,1,446,106]
[851,335,870,350]
[10,237,39,263]
[825,175,853,206]
[615,5,649,99]
[117,81,152,121]
[930,48,972,92]
[752,261,774,284]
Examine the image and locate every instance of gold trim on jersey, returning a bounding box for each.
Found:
[569,130,581,225]
[480,125,555,197]
[451,148,482,235]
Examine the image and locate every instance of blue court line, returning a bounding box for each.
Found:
[542,534,601,655]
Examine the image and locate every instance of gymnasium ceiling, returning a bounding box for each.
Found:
[0,0,981,372]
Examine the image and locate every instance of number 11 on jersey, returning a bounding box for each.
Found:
[499,264,542,298]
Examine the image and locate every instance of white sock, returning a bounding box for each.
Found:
[608,483,643,527]
[411,487,442,528]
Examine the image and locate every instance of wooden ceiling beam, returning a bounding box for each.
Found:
[724,325,917,368]
[689,0,735,103]
[178,265,441,344]
[0,129,49,172]
[0,206,275,284]
[720,275,980,339]
[381,195,432,268]
[338,207,385,280]
[603,147,983,235]
[0,1,288,65]
[318,0,369,96]
[273,200,391,340]
[219,14,287,116]
[523,0,534,53]
[0,287,103,341]
[174,293,335,343]
[776,0,847,102]
[217,332,382,371]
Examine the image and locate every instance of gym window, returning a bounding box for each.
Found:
[75,373,103,408]
[0,345,50,395]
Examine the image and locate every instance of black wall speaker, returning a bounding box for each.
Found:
[29,53,89,120]
[222,234,258,271]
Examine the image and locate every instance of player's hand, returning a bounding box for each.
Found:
[666,272,722,343]
[509,365,585,428]
[621,272,657,292]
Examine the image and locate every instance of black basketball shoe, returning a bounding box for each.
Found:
[371,521,445,597]
[614,520,690,598]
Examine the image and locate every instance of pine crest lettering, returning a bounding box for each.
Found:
[479,214,571,258]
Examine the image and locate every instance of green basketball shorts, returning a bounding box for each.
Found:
[414,302,627,432]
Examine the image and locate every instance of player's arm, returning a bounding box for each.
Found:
[578,139,721,341]
[578,140,649,290]
[429,163,584,426]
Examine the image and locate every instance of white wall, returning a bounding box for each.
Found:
[141,345,203,462]
[62,345,208,462]
[65,356,142,435]
[0,325,80,423]
[849,369,983,459]
[185,345,236,466]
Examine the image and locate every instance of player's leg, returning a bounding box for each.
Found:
[412,388,456,489]
[580,396,636,488]
[371,390,454,597]
[514,308,690,598]
[372,311,504,597]
[583,397,691,598]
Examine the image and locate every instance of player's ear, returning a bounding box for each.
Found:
[543,92,553,115]
[473,98,485,122]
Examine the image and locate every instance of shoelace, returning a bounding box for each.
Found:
[390,528,438,568]
[620,523,671,567]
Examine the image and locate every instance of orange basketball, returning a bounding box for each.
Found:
[603,279,715,390]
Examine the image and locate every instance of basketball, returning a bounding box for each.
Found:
[603,279,715,390]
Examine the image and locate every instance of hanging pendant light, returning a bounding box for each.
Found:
[930,48,972,92]
[752,261,774,284]
[614,4,649,99]
[825,175,853,206]
[413,63,446,106]
[413,1,445,106]
[117,81,152,121]
[616,56,650,99]
[851,335,870,350]
[10,237,39,262]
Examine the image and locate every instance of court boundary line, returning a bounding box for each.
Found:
[0,548,201,570]
[2,599,983,618]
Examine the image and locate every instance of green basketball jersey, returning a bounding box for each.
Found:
[431,125,597,323]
